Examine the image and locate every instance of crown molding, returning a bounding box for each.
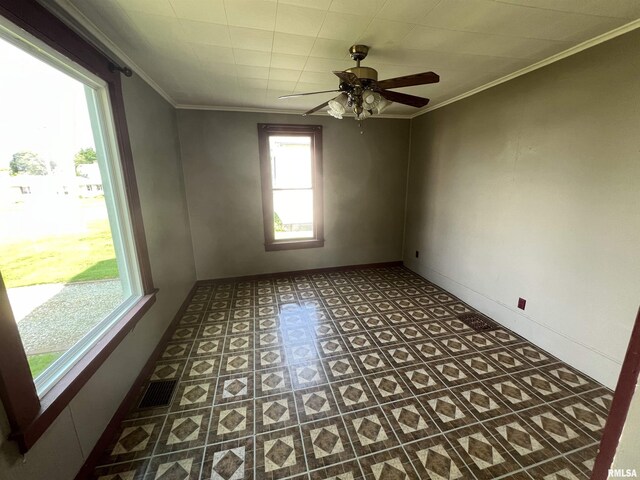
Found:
[175,104,410,119]
[410,17,640,119]
[40,1,640,120]
[45,0,177,107]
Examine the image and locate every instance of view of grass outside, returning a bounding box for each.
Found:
[0,197,120,377]
[2,217,117,289]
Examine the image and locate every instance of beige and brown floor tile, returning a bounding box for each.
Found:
[91,459,149,480]
[256,427,306,479]
[92,265,612,480]
[579,387,614,416]
[308,459,364,480]
[485,375,545,411]
[255,366,292,397]
[161,341,193,361]
[397,365,446,395]
[184,356,220,380]
[100,416,165,465]
[409,340,449,363]
[331,377,378,414]
[210,400,254,443]
[363,371,412,403]
[429,358,476,387]
[342,406,399,456]
[519,371,571,402]
[524,456,589,480]
[381,398,439,443]
[321,354,363,383]
[254,346,287,370]
[484,413,560,467]
[565,444,599,476]
[420,391,478,432]
[451,381,511,422]
[447,424,521,480]
[156,408,210,454]
[150,361,184,382]
[354,349,393,375]
[255,392,298,433]
[290,360,329,389]
[219,352,253,375]
[293,385,339,423]
[301,417,356,470]
[286,342,320,363]
[358,447,420,480]
[223,334,253,353]
[518,405,595,454]
[192,338,224,357]
[214,373,254,405]
[456,352,505,380]
[404,435,473,480]
[143,448,204,480]
[202,438,254,480]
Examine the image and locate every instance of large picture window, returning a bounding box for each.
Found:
[258,124,324,251]
[0,3,155,453]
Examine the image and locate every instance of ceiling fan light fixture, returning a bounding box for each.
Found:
[328,108,343,119]
[328,93,348,115]
[362,90,380,108]
[374,97,391,114]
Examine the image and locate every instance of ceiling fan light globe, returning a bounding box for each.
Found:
[328,100,345,114]
[362,90,380,108]
[328,108,343,119]
[375,97,391,114]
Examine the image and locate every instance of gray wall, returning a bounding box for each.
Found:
[177,110,410,279]
[403,29,640,388]
[0,74,196,479]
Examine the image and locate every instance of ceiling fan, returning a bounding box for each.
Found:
[279,45,439,120]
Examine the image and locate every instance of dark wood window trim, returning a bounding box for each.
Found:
[258,123,324,251]
[0,0,156,453]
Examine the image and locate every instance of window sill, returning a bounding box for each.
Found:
[265,239,325,251]
[9,291,158,453]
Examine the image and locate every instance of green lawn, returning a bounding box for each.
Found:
[0,219,118,288]
[28,351,63,378]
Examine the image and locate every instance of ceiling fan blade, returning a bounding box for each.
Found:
[333,70,360,86]
[379,89,430,108]
[279,89,340,99]
[303,100,330,116]
[377,71,439,90]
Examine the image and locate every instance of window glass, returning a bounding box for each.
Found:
[0,34,141,395]
[268,135,314,240]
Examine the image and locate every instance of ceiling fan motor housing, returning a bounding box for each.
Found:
[345,66,378,83]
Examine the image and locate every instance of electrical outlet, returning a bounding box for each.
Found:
[415,250,419,258]
[518,298,526,310]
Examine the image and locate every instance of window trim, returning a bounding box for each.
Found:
[258,123,324,251]
[0,0,156,453]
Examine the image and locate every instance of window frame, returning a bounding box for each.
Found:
[258,123,324,251]
[0,0,156,453]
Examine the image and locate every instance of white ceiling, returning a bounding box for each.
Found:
[55,0,640,116]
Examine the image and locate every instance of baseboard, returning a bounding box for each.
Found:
[73,282,200,480]
[196,261,403,284]
[403,259,621,389]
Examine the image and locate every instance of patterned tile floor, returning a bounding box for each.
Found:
[91,265,612,480]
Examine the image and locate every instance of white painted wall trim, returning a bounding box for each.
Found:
[404,259,622,389]
[410,17,640,118]
[174,103,410,119]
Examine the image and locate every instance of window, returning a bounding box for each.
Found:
[0,2,154,453]
[258,124,324,250]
